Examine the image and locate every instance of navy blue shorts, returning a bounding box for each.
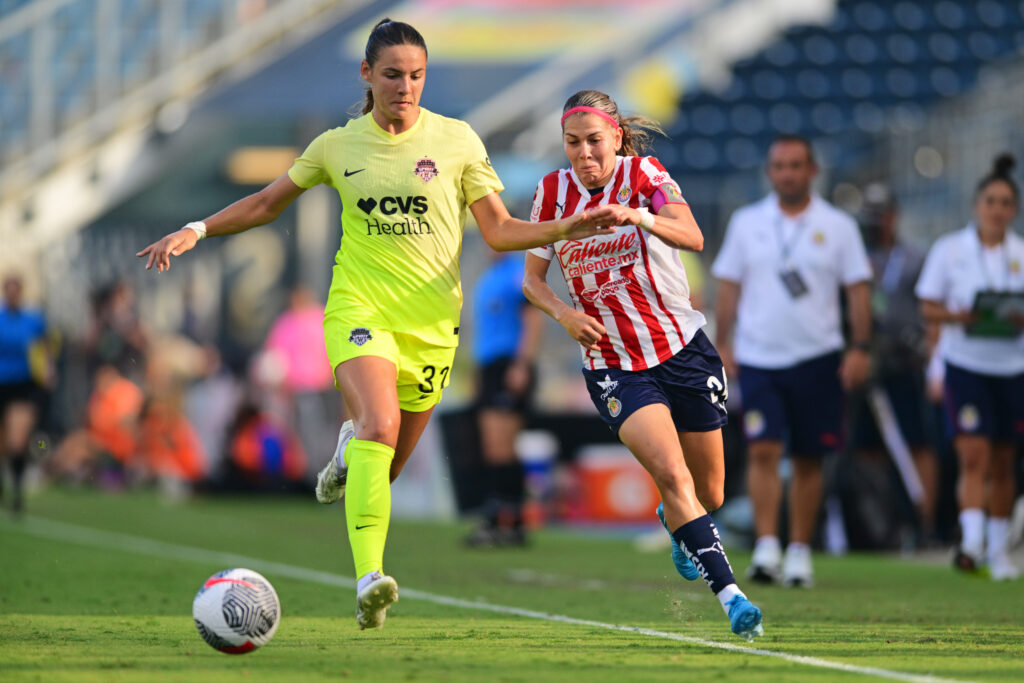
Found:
[738,351,843,458]
[943,363,1024,442]
[583,329,728,435]
[477,356,535,414]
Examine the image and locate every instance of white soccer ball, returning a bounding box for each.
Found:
[192,568,281,654]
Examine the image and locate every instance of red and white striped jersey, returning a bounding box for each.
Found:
[529,155,707,371]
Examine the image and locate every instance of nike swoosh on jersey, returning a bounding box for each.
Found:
[354,523,376,530]
[344,168,365,177]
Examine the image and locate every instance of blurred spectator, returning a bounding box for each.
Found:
[226,401,307,491]
[465,250,543,547]
[260,286,339,474]
[185,346,243,480]
[848,183,939,546]
[84,281,148,381]
[713,135,873,587]
[0,273,53,514]
[138,396,207,485]
[48,364,144,486]
[915,154,1024,581]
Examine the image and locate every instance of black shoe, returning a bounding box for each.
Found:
[464,525,500,548]
[953,547,981,573]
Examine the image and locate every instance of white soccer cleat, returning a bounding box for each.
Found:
[747,537,781,584]
[989,554,1020,582]
[356,573,399,630]
[315,420,354,505]
[783,544,814,588]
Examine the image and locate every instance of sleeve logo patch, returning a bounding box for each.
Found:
[659,182,685,203]
[348,328,373,346]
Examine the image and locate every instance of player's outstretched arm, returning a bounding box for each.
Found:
[469,193,615,252]
[586,202,704,251]
[522,253,604,351]
[137,173,306,272]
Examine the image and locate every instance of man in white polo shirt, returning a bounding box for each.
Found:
[713,135,873,587]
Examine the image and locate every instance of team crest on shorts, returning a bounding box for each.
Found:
[414,158,438,183]
[1012,259,1021,274]
[606,396,622,418]
[348,328,373,346]
[959,404,980,432]
[617,186,631,202]
[744,410,765,438]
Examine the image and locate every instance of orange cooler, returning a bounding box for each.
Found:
[571,445,660,522]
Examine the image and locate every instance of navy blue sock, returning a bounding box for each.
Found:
[671,514,736,595]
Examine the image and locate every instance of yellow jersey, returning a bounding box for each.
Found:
[288,108,503,347]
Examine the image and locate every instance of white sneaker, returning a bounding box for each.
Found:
[315,420,354,504]
[783,544,814,588]
[747,537,781,584]
[989,554,1020,582]
[356,573,399,630]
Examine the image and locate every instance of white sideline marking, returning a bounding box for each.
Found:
[3,516,965,683]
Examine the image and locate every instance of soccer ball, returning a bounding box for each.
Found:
[192,568,281,654]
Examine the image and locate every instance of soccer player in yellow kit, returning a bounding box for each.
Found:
[138,18,615,630]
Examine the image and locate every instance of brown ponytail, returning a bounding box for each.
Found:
[561,89,664,156]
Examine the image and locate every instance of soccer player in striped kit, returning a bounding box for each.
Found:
[138,20,612,631]
[522,90,763,640]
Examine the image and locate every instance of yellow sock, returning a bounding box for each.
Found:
[344,439,395,578]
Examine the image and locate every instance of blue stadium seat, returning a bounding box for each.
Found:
[796,69,832,99]
[768,103,802,134]
[933,1,967,30]
[751,69,788,100]
[803,34,838,66]
[851,2,891,32]
[886,33,920,64]
[810,102,846,134]
[843,34,880,65]
[892,2,927,31]
[764,40,798,68]
[927,32,962,62]
[682,138,719,171]
[724,138,761,170]
[690,104,728,137]
[729,104,766,136]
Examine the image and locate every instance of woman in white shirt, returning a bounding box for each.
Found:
[915,154,1024,581]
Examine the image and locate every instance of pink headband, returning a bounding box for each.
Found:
[560,106,620,130]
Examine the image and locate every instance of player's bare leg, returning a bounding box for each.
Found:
[954,435,990,571]
[622,405,762,639]
[988,443,1019,580]
[785,457,822,587]
[746,439,784,582]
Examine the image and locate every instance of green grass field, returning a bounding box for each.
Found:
[1,489,1021,682]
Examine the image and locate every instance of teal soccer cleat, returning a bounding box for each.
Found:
[656,503,699,581]
[725,594,764,641]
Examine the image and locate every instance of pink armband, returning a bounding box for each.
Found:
[651,183,688,214]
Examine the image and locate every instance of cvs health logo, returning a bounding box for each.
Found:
[356,195,432,237]
[356,195,428,216]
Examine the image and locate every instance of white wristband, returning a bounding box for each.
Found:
[184,221,207,240]
[638,211,655,232]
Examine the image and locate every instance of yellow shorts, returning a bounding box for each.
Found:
[323,312,456,413]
